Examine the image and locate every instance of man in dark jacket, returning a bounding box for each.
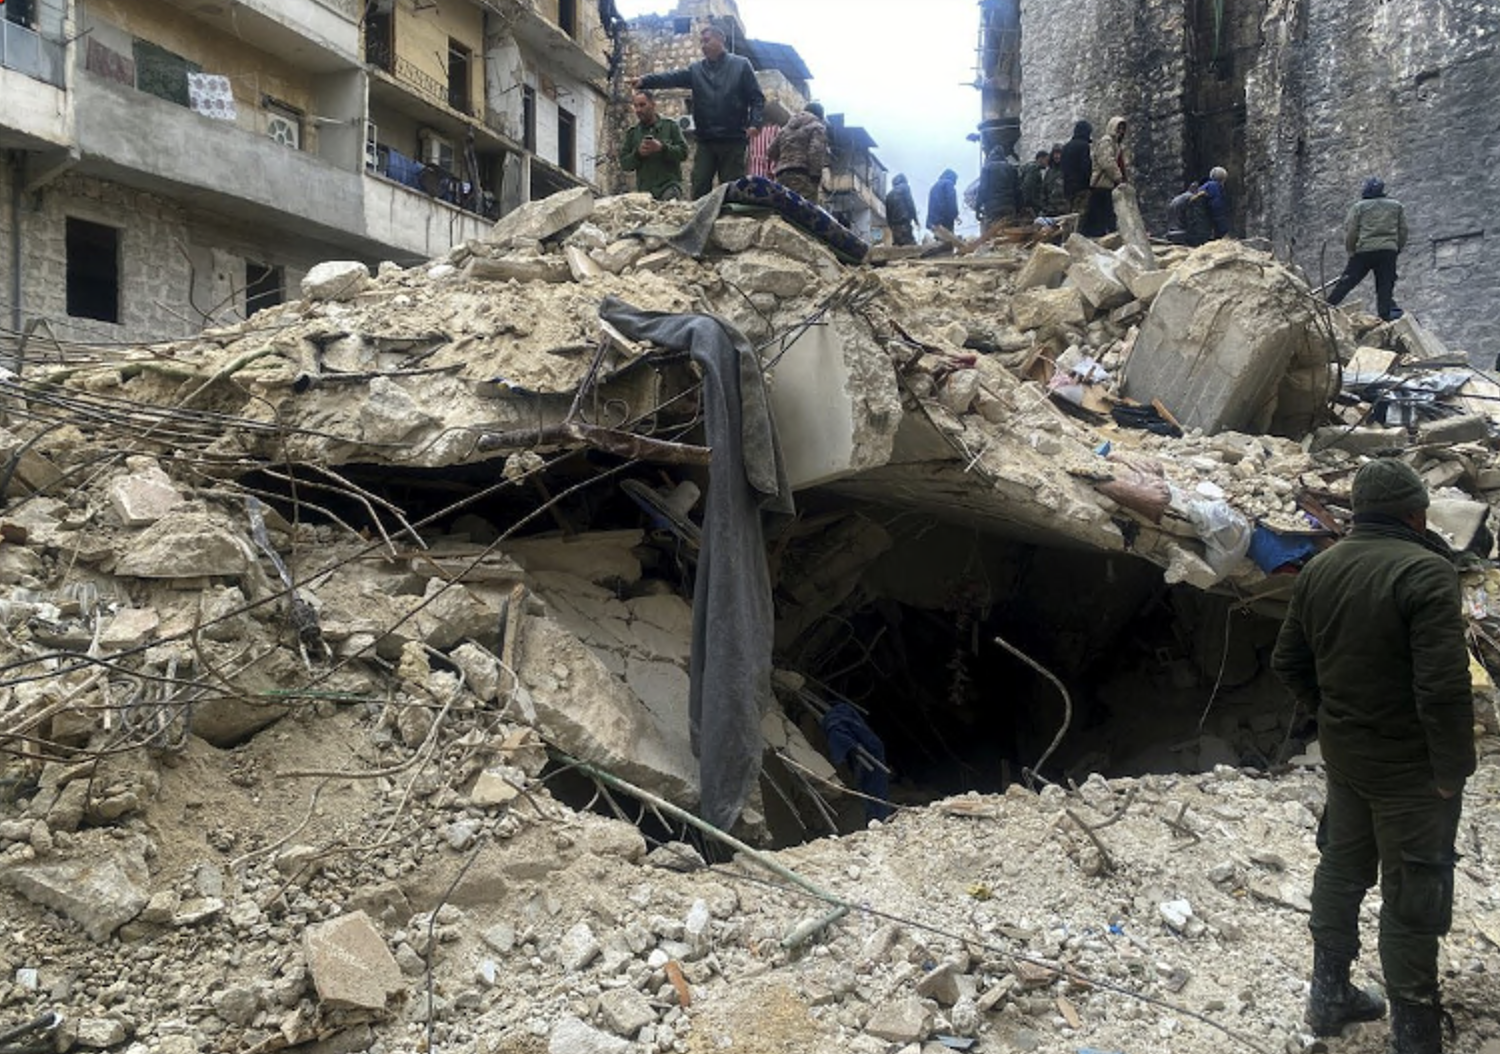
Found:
[618,90,689,200]
[927,168,959,234]
[1328,176,1409,322]
[1018,149,1048,213]
[976,148,1022,229]
[885,173,918,245]
[1059,120,1093,214]
[1041,143,1068,215]
[1273,459,1475,1054]
[635,25,765,199]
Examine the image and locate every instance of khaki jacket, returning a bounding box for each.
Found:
[1345,197,1408,254]
[1090,115,1128,189]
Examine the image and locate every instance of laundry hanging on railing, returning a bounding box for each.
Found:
[186,73,237,121]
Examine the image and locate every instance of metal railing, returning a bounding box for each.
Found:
[0,20,65,87]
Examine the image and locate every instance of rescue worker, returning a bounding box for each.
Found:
[618,89,689,201]
[976,147,1022,229]
[926,168,959,234]
[1041,143,1068,215]
[1272,458,1474,1054]
[1059,120,1093,214]
[1083,114,1128,237]
[1019,149,1049,214]
[634,25,764,199]
[885,173,918,245]
[1327,176,1409,322]
[768,101,829,203]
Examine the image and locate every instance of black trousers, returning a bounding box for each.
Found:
[1327,249,1400,320]
[1080,187,1116,237]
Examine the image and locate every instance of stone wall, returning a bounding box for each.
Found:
[1020,0,1499,360]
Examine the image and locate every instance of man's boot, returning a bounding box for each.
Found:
[1305,945,1387,1035]
[1390,1000,1442,1054]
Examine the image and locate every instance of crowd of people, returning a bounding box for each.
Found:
[624,32,1409,321]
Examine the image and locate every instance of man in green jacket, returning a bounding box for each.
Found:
[619,90,689,201]
[1273,459,1475,1054]
[1327,176,1409,322]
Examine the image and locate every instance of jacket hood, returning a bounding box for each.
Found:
[939,169,957,183]
[1071,120,1092,139]
[892,174,908,187]
[785,110,822,132]
[1105,115,1127,138]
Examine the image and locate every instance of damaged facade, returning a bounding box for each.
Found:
[0,0,621,345]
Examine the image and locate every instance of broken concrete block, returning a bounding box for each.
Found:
[1419,413,1489,446]
[548,1016,631,1054]
[756,218,844,282]
[710,216,760,253]
[717,251,815,299]
[597,986,655,1037]
[1067,256,1132,313]
[1121,241,1319,435]
[98,608,159,651]
[1109,299,1147,325]
[863,996,933,1044]
[414,579,496,650]
[1421,459,1466,490]
[470,767,523,807]
[464,254,572,284]
[590,240,647,274]
[1310,425,1406,454]
[114,510,254,578]
[505,530,643,585]
[304,911,405,1012]
[939,369,980,414]
[0,837,149,942]
[633,248,677,273]
[1124,266,1172,303]
[359,375,439,446]
[107,466,183,527]
[1389,314,1454,362]
[449,642,503,703]
[73,1018,128,1049]
[1345,345,1398,381]
[0,426,63,497]
[564,245,603,281]
[1013,244,1071,291]
[1428,498,1490,551]
[487,186,594,246]
[1111,182,1158,269]
[915,960,963,1006]
[300,261,370,302]
[191,696,291,748]
[1011,286,1087,330]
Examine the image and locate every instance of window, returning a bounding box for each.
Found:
[66,219,121,324]
[557,107,575,174]
[522,85,536,151]
[447,39,471,114]
[365,0,394,72]
[245,262,284,317]
[558,0,576,37]
[4,0,37,27]
[264,100,302,149]
[133,39,199,107]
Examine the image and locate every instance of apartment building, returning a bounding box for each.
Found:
[0,0,620,346]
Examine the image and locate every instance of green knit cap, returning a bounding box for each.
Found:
[1351,458,1429,516]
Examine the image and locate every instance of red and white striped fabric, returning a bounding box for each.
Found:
[746,124,779,179]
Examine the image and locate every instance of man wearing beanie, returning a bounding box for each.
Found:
[1273,458,1474,1054]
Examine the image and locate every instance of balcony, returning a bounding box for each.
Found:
[0,19,64,87]
[74,72,367,243]
[153,0,362,72]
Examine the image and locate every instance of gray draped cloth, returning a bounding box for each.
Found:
[599,297,793,831]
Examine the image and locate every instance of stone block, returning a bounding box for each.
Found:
[1418,413,1489,446]
[548,1016,631,1054]
[1124,266,1172,303]
[1067,257,1132,312]
[1013,244,1071,291]
[756,217,846,282]
[107,467,183,526]
[0,838,149,941]
[1390,314,1454,362]
[591,240,647,274]
[304,911,404,1012]
[114,510,254,578]
[470,767,522,806]
[1111,183,1158,269]
[1310,425,1406,454]
[487,186,594,246]
[464,254,572,284]
[564,245,603,281]
[1121,241,1318,435]
[863,996,933,1044]
[191,696,290,748]
[98,608,159,651]
[717,251,815,298]
[598,987,655,1037]
[710,216,760,253]
[300,261,369,302]
[1010,286,1087,330]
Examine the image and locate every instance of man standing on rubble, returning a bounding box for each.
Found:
[1327,176,1408,322]
[976,146,1022,229]
[768,101,829,204]
[1060,121,1093,215]
[885,173,918,245]
[619,90,689,201]
[633,25,765,199]
[1083,115,1128,237]
[927,168,960,235]
[1272,459,1474,1054]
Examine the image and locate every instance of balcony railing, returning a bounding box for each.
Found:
[0,19,65,87]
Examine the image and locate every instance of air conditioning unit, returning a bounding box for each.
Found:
[365,121,379,170]
[418,129,455,170]
[266,113,301,149]
[677,114,695,136]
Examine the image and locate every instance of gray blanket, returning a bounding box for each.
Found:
[599,297,793,831]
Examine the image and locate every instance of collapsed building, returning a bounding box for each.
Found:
[1,185,1499,1052]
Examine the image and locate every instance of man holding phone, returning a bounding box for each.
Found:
[619,89,689,201]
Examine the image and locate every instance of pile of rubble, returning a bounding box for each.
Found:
[0,186,1498,1053]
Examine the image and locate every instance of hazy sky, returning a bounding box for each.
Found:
[614,0,986,233]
